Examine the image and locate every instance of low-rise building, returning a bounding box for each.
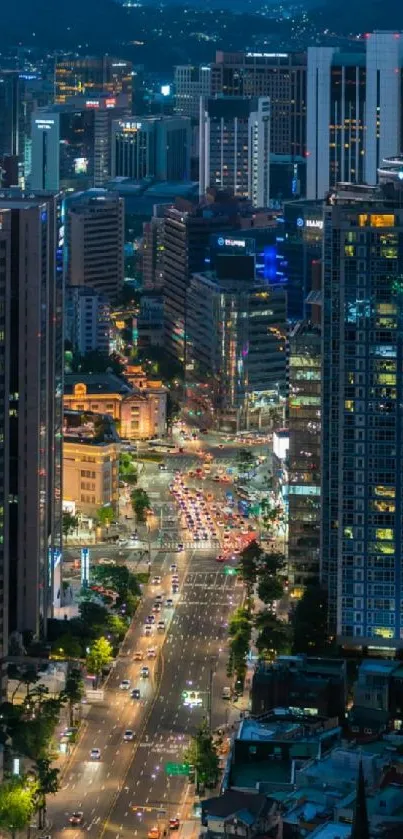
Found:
[227,713,341,794]
[201,790,281,839]
[251,656,347,721]
[63,410,120,516]
[64,370,167,440]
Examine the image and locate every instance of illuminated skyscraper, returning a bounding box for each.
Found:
[199,96,270,207]
[55,55,133,106]
[321,181,403,649]
[0,189,63,639]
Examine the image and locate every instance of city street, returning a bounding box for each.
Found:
[48,429,269,839]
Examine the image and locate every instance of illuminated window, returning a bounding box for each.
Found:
[344,245,355,257]
[373,628,394,639]
[375,486,395,498]
[376,528,394,541]
[345,400,354,412]
[358,214,368,227]
[376,374,396,385]
[344,527,353,539]
[372,500,395,513]
[370,214,395,228]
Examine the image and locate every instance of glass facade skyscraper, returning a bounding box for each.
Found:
[321,182,403,649]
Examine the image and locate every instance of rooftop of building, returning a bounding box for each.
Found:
[63,409,119,445]
[64,372,132,395]
[237,714,340,744]
[66,188,123,209]
[356,659,398,676]
[201,789,272,821]
[253,655,346,680]
[327,180,403,206]
[230,761,292,789]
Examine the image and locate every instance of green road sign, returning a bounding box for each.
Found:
[224,566,237,576]
[165,762,189,776]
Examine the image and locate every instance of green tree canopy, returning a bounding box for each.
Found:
[85,637,113,683]
[254,610,292,659]
[91,564,141,599]
[257,573,284,605]
[96,505,115,528]
[130,488,150,523]
[62,511,79,538]
[61,668,85,726]
[35,758,60,828]
[79,599,109,632]
[184,720,219,791]
[0,777,38,839]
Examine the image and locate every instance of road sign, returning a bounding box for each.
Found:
[224,566,237,576]
[165,762,189,776]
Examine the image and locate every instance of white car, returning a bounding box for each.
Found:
[170,563,177,572]
[90,748,101,760]
[152,576,161,585]
[141,666,150,678]
[119,679,131,690]
[147,647,157,659]
[123,729,135,741]
[157,620,165,632]
[144,625,153,636]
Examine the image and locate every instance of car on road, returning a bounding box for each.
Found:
[165,598,174,607]
[146,614,155,624]
[157,620,165,632]
[133,651,143,661]
[144,625,153,636]
[148,828,160,839]
[154,593,163,602]
[170,563,177,572]
[119,679,131,690]
[216,555,225,562]
[131,688,141,699]
[90,748,101,760]
[152,576,161,585]
[169,818,180,830]
[158,463,167,471]
[152,602,162,612]
[69,812,84,826]
[123,729,135,741]
[172,584,179,594]
[141,666,150,678]
[147,647,157,658]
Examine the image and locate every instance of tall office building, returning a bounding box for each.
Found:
[199,96,270,207]
[111,116,191,181]
[281,199,323,320]
[142,207,166,291]
[186,260,287,430]
[65,286,111,356]
[30,96,129,192]
[0,70,22,159]
[0,190,63,639]
[65,189,124,303]
[306,47,366,200]
[307,33,403,199]
[174,65,212,118]
[365,32,403,185]
[55,55,133,106]
[210,51,307,158]
[321,181,403,650]
[163,199,243,361]
[288,265,322,593]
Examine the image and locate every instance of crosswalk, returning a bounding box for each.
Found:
[158,540,219,551]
